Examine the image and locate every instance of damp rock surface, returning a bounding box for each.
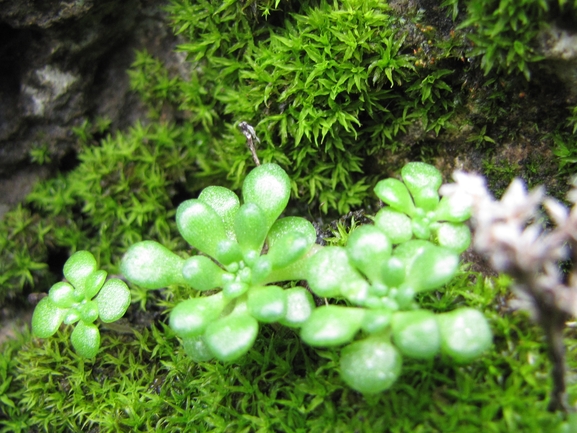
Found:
[0,0,184,216]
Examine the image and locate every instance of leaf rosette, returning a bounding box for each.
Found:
[32,251,130,358]
[121,163,318,361]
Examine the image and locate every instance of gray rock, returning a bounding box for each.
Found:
[0,0,184,217]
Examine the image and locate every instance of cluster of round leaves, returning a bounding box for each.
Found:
[31,251,131,358]
[120,164,318,362]
[302,162,491,393]
[30,162,492,396]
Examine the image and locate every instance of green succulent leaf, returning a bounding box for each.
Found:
[71,321,101,358]
[394,241,458,291]
[267,217,317,249]
[340,338,402,393]
[391,310,440,360]
[361,308,392,334]
[267,231,312,270]
[169,292,227,338]
[64,310,80,325]
[247,285,287,323]
[279,287,315,328]
[374,178,415,215]
[181,335,215,362]
[182,256,226,291]
[31,297,67,338]
[374,208,412,244]
[401,162,442,211]
[63,251,98,295]
[176,199,229,258]
[235,203,268,258]
[306,246,363,298]
[84,270,108,300]
[242,163,291,232]
[346,225,391,284]
[300,305,365,347]
[435,223,471,253]
[405,245,459,291]
[381,257,405,288]
[264,244,323,283]
[48,282,77,309]
[435,195,471,222]
[437,308,492,363]
[214,239,244,266]
[198,186,240,240]
[78,301,99,323]
[121,241,186,289]
[95,279,131,323]
[204,312,259,362]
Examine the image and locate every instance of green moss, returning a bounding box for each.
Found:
[446,0,577,80]
[134,0,462,214]
[2,270,575,432]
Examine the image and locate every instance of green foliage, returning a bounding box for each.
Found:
[0,205,53,303]
[452,0,577,79]
[0,119,207,304]
[148,0,460,214]
[121,163,318,362]
[303,163,490,393]
[31,251,131,358]
[2,272,575,432]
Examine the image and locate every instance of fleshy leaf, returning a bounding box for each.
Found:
[181,335,215,362]
[250,255,273,285]
[435,194,471,222]
[340,338,402,393]
[346,225,391,284]
[121,241,186,289]
[264,244,322,283]
[198,186,240,240]
[204,312,259,361]
[182,256,226,291]
[84,270,107,300]
[78,301,99,323]
[235,203,268,257]
[267,217,316,249]
[300,306,365,347]
[176,199,229,258]
[436,223,471,253]
[361,309,392,334]
[374,208,412,244]
[63,251,98,294]
[242,163,291,232]
[214,240,243,266]
[437,308,492,363]
[374,178,415,215]
[401,162,442,211]
[70,321,100,358]
[306,246,363,298]
[95,279,131,322]
[32,297,67,338]
[267,232,312,270]
[169,293,227,338]
[247,285,287,323]
[381,257,405,288]
[404,244,459,291]
[48,282,76,308]
[279,287,315,328]
[392,310,440,360]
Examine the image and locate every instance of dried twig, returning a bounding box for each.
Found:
[238,121,261,166]
[440,173,577,412]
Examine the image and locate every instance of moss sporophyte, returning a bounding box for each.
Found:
[31,160,492,394]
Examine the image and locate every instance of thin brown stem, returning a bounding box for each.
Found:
[238,121,261,166]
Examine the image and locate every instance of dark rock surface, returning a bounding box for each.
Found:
[0,0,186,217]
